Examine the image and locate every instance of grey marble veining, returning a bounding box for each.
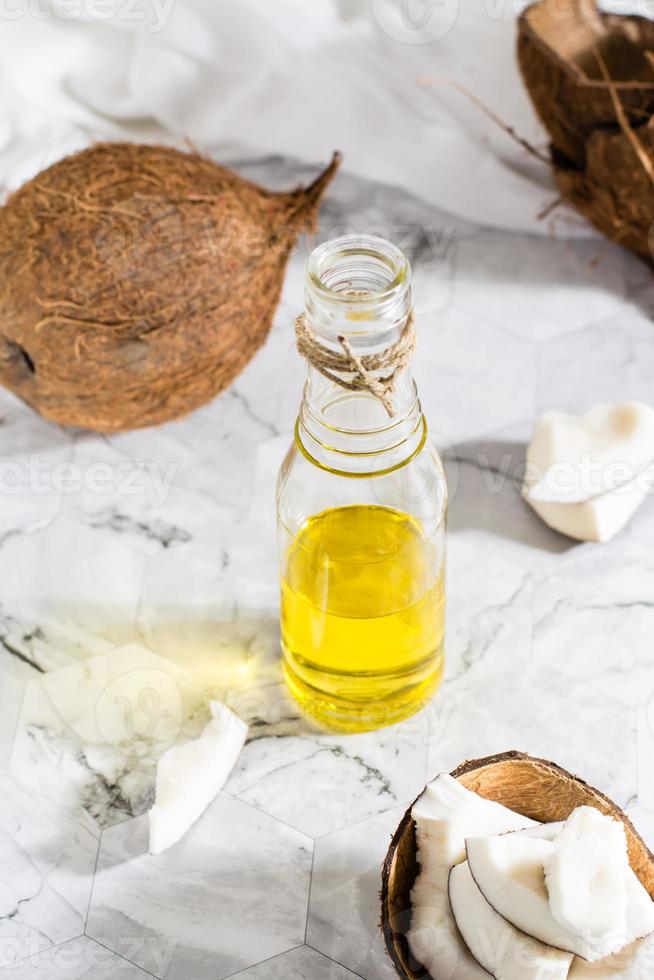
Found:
[0,777,99,969]
[0,155,654,978]
[9,644,209,828]
[225,721,429,838]
[533,535,654,708]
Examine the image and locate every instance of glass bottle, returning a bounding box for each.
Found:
[276,235,447,733]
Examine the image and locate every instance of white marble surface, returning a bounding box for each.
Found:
[1,155,654,979]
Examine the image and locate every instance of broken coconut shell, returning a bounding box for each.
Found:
[380,751,654,980]
[0,143,340,432]
[517,0,654,266]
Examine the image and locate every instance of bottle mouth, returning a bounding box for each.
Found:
[306,235,410,307]
[304,235,412,346]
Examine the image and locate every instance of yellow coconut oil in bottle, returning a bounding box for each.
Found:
[277,236,447,732]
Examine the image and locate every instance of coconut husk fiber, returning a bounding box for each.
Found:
[0,143,340,432]
[518,0,654,266]
[380,751,654,980]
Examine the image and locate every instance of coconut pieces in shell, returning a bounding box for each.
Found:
[0,143,340,432]
[381,753,654,980]
[408,778,654,978]
[517,0,654,266]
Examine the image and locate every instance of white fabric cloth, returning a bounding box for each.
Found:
[597,0,654,16]
[0,0,590,234]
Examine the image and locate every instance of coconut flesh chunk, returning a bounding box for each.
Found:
[544,807,629,944]
[412,774,538,881]
[408,774,538,979]
[522,402,654,543]
[449,860,573,980]
[466,819,654,962]
[148,700,248,855]
[410,880,490,980]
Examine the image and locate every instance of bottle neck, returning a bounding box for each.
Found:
[296,234,422,476]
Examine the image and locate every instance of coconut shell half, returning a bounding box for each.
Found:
[518,0,654,167]
[380,751,654,980]
[517,1,654,266]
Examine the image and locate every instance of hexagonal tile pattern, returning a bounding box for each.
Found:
[225,715,429,838]
[0,937,150,978]
[10,644,207,827]
[413,306,536,447]
[86,796,312,980]
[533,536,654,706]
[427,662,637,810]
[229,945,361,979]
[307,806,404,980]
[0,776,98,969]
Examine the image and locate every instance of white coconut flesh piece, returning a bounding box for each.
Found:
[449,860,573,980]
[412,773,538,883]
[544,807,629,943]
[522,401,654,543]
[409,883,490,980]
[466,827,654,962]
[408,774,539,979]
[148,699,248,855]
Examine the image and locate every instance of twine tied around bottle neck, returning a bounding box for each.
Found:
[294,311,416,418]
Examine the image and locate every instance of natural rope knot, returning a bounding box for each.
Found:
[294,311,416,417]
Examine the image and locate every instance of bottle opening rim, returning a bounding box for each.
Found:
[306,234,410,307]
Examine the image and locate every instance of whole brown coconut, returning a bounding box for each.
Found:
[0,143,339,432]
[381,751,654,980]
[518,0,654,266]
